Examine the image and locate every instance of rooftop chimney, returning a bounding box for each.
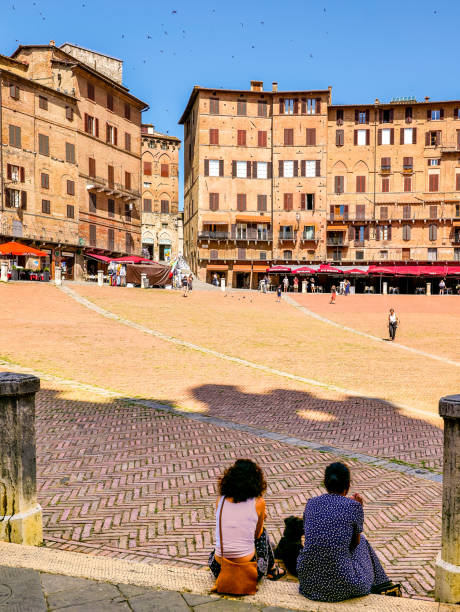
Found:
[272,82,278,92]
[425,96,430,102]
[49,40,55,47]
[250,80,263,92]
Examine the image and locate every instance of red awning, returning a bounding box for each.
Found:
[418,265,448,276]
[292,266,317,274]
[394,266,421,276]
[319,264,343,273]
[268,265,291,272]
[345,268,368,275]
[112,255,156,264]
[447,266,460,275]
[0,241,47,257]
[368,266,395,275]
[86,253,112,263]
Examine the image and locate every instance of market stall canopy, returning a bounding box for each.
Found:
[85,253,112,262]
[368,265,396,275]
[319,264,343,273]
[447,265,460,275]
[290,265,318,274]
[340,267,368,275]
[267,265,291,272]
[126,263,171,286]
[112,255,156,264]
[0,241,47,257]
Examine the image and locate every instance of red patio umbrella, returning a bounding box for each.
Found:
[291,265,317,274]
[267,265,291,272]
[319,264,343,273]
[0,241,47,257]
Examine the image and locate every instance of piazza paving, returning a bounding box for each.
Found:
[0,282,457,600]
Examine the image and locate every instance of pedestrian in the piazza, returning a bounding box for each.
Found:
[182,273,189,297]
[276,284,282,302]
[345,279,351,296]
[330,285,337,304]
[283,275,289,292]
[213,273,219,287]
[388,308,399,341]
[293,276,299,293]
[310,277,315,293]
[208,459,286,595]
[439,278,446,295]
[188,273,193,292]
[297,462,400,602]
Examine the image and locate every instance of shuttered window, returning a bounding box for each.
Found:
[89,225,97,246]
[124,103,131,120]
[257,100,267,117]
[41,199,51,214]
[65,106,74,121]
[210,129,219,145]
[126,233,133,254]
[382,178,389,192]
[258,131,267,147]
[381,157,391,170]
[89,192,97,212]
[65,142,75,164]
[283,193,293,211]
[356,176,366,193]
[429,174,439,192]
[403,205,411,219]
[334,176,344,193]
[143,198,152,212]
[209,193,219,211]
[108,229,114,251]
[107,93,114,111]
[429,224,437,241]
[237,130,247,146]
[108,199,115,218]
[257,195,267,211]
[356,204,365,219]
[210,250,218,259]
[125,132,131,152]
[403,156,413,169]
[161,200,170,213]
[380,206,388,219]
[306,128,316,146]
[237,100,247,115]
[38,96,48,110]
[67,180,75,196]
[108,165,114,187]
[284,129,294,146]
[125,172,131,189]
[67,205,74,219]
[41,173,49,189]
[209,98,219,114]
[144,161,152,175]
[161,164,169,177]
[402,225,411,241]
[87,82,95,100]
[336,129,344,146]
[238,248,246,260]
[38,134,49,156]
[237,194,247,211]
[9,125,21,148]
[89,158,96,177]
[404,176,412,192]
[10,84,19,100]
[456,174,460,191]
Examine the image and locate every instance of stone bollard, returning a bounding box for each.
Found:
[54,267,62,286]
[0,373,42,546]
[141,273,148,289]
[0,261,8,282]
[220,278,226,292]
[435,394,460,603]
[97,270,104,286]
[302,280,307,294]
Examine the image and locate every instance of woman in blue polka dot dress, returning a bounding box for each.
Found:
[297,462,392,602]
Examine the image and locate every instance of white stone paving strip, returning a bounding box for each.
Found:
[283,294,460,368]
[59,285,441,423]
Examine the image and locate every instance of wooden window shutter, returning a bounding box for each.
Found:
[440,108,444,119]
[455,108,459,119]
[238,247,246,260]
[144,161,152,175]
[354,130,358,145]
[95,118,99,138]
[279,99,284,114]
[425,131,430,146]
[113,127,117,145]
[404,176,411,192]
[204,159,209,176]
[334,176,340,194]
[377,129,382,145]
[413,128,417,144]
[315,160,321,176]
[430,205,437,219]
[279,160,284,177]
[315,98,321,114]
[389,128,394,145]
[6,164,12,180]
[300,194,306,210]
[293,99,299,114]
[267,162,272,178]
[400,128,404,144]
[366,129,370,145]
[355,110,359,124]
[340,178,345,194]
[437,130,442,145]
[89,158,95,177]
[336,130,341,146]
[300,160,306,177]
[365,109,370,124]
[252,161,257,178]
[20,167,25,182]
[247,161,252,178]
[106,123,110,143]
[306,128,316,145]
[379,109,383,123]
[382,178,389,192]
[387,225,392,240]
[349,225,355,240]
[232,160,236,177]
[456,174,460,191]
[301,98,307,114]
[330,205,335,219]
[219,159,224,176]
[284,193,289,210]
[389,109,394,123]
[427,109,431,121]
[84,113,89,132]
[21,190,27,210]
[375,226,380,241]
[356,204,365,219]
[293,161,298,177]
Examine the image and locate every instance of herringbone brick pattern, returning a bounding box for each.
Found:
[36,385,441,601]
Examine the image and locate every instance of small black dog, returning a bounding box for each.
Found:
[274,516,304,577]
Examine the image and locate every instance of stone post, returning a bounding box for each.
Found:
[220,278,226,292]
[0,373,42,546]
[435,394,460,604]
[54,267,62,286]
[97,270,104,287]
[141,273,148,289]
[426,282,431,296]
[302,280,307,294]
[0,261,8,282]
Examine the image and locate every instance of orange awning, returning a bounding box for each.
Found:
[453,221,460,227]
[233,264,252,272]
[327,225,347,231]
[202,220,229,226]
[235,215,271,223]
[206,264,228,271]
[0,241,47,256]
[253,265,269,272]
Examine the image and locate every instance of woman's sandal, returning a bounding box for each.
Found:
[267,566,286,581]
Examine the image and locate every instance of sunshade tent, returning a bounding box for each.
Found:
[0,241,47,257]
[112,255,156,264]
[268,265,291,272]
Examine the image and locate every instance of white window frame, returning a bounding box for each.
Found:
[209,159,220,177]
[303,225,315,240]
[403,128,414,145]
[382,225,389,240]
[284,99,294,115]
[381,129,391,145]
[305,161,316,178]
[428,247,437,261]
[107,125,115,145]
[236,161,247,178]
[307,99,316,115]
[283,160,294,178]
[10,165,19,181]
[358,111,366,124]
[428,159,440,167]
[431,109,441,121]
[10,189,20,207]
[87,116,96,137]
[256,161,268,179]
[357,129,367,146]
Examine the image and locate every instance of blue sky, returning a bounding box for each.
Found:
[2,0,458,208]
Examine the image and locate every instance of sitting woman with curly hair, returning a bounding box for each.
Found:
[209,459,286,582]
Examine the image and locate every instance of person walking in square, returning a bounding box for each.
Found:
[293,276,299,293]
[330,285,337,304]
[439,278,446,295]
[276,284,282,302]
[283,276,289,293]
[388,308,399,341]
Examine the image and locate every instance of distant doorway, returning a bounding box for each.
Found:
[159,244,172,262]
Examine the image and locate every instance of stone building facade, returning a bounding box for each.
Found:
[141,124,182,262]
[180,82,460,287]
[0,41,148,278]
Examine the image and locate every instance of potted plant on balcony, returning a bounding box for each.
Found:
[10,264,19,281]
[43,267,50,282]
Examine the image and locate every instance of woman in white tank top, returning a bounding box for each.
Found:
[208,459,286,581]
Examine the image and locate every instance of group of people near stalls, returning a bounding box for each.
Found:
[209,459,401,601]
[107,261,127,287]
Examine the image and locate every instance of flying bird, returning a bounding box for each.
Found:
[171,9,177,13]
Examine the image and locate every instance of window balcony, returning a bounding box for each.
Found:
[278,230,297,242]
[300,233,318,243]
[198,231,229,240]
[230,228,273,241]
[440,143,460,153]
[326,237,348,246]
